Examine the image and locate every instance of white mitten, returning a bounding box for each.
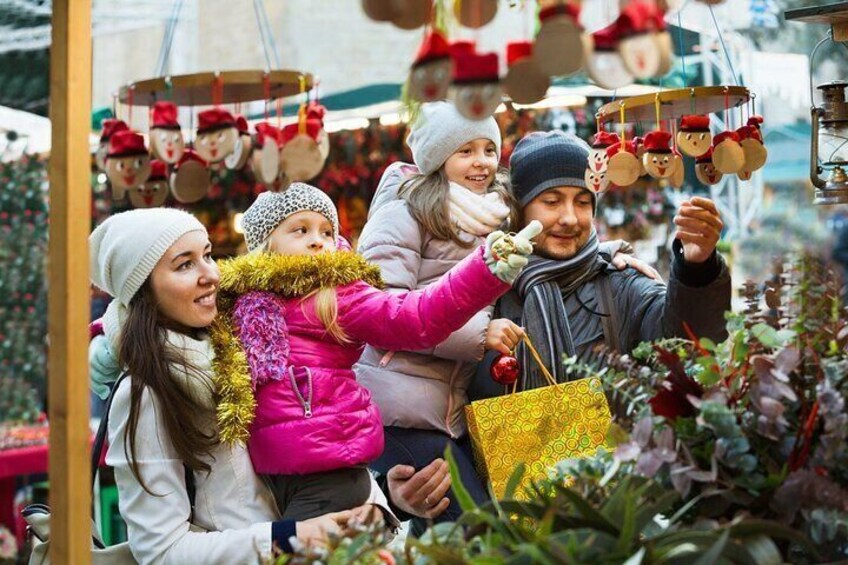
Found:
[484,220,543,283]
[448,182,511,236]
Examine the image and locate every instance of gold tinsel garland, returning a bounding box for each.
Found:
[212,251,384,444]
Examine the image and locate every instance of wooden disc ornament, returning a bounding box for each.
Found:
[454,0,498,28]
[280,102,328,182]
[617,1,664,80]
[585,167,610,194]
[676,114,711,158]
[450,51,502,120]
[586,24,634,90]
[195,108,239,164]
[225,115,253,171]
[129,159,169,208]
[588,131,619,173]
[738,115,768,174]
[170,150,210,204]
[655,28,674,77]
[711,131,745,174]
[503,41,550,105]
[149,101,185,164]
[642,130,675,179]
[634,136,647,176]
[390,0,431,29]
[605,141,641,187]
[252,122,282,186]
[670,150,684,188]
[96,119,128,172]
[361,0,397,21]
[105,130,151,201]
[694,149,723,185]
[408,30,453,103]
[533,3,591,77]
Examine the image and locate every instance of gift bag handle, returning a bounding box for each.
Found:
[506,334,557,395]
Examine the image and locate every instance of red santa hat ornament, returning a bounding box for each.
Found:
[149,101,185,165]
[695,148,723,185]
[588,131,620,174]
[409,30,453,103]
[105,130,151,201]
[450,51,502,120]
[195,108,238,164]
[503,41,550,105]
[606,140,641,187]
[676,114,711,158]
[252,122,283,186]
[129,159,169,208]
[711,130,745,174]
[225,114,253,171]
[280,102,329,182]
[96,118,129,172]
[170,150,210,204]
[586,23,634,90]
[454,0,498,28]
[642,130,675,179]
[533,3,592,78]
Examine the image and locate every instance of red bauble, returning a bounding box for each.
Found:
[490,354,520,385]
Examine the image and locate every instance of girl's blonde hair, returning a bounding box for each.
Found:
[255,237,350,345]
[398,167,518,248]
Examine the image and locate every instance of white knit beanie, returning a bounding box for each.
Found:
[90,208,207,306]
[406,101,502,176]
[241,183,339,252]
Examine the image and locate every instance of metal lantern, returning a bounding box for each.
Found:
[811,80,848,204]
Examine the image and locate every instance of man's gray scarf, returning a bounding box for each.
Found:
[514,228,609,390]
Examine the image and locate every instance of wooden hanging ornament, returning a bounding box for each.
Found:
[96,119,128,172]
[737,115,768,179]
[225,115,253,171]
[409,30,454,103]
[390,0,432,29]
[586,23,634,90]
[588,131,619,173]
[280,102,329,182]
[129,159,169,208]
[533,3,592,77]
[711,130,745,174]
[584,167,610,194]
[606,140,641,187]
[105,130,151,201]
[195,108,239,164]
[617,0,664,80]
[149,101,185,164]
[252,122,283,186]
[503,41,550,105]
[454,0,498,28]
[633,136,647,176]
[361,0,397,21]
[695,148,723,185]
[170,149,210,204]
[676,114,711,158]
[642,130,675,179]
[449,50,502,120]
[670,149,685,188]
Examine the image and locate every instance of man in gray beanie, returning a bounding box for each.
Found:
[473,130,732,392]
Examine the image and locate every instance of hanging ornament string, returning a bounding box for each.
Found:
[212,73,224,108]
[298,74,308,136]
[654,93,662,132]
[595,113,602,134]
[619,101,627,151]
[709,5,740,86]
[127,86,134,128]
[677,10,687,87]
[111,93,118,125]
[690,87,696,116]
[263,73,271,120]
[724,86,730,130]
[276,98,283,128]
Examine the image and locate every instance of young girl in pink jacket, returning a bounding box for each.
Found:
[212,182,539,521]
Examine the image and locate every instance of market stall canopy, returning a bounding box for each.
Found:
[0,105,100,160]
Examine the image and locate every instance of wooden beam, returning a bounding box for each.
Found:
[48,0,92,563]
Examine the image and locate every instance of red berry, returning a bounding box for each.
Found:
[490,354,520,385]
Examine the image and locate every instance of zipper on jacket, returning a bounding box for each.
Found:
[444,361,462,439]
[288,366,314,418]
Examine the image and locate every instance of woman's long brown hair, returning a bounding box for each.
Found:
[118,280,217,494]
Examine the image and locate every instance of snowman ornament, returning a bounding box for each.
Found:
[711,130,746,174]
[617,0,664,80]
[225,115,253,171]
[588,131,620,174]
[149,101,185,165]
[695,149,723,185]
[586,23,634,90]
[195,108,239,164]
[676,115,712,158]
[409,30,454,103]
[642,130,675,179]
[533,3,592,77]
[129,159,169,208]
[736,115,768,180]
[105,130,151,201]
[96,119,128,172]
[450,51,502,120]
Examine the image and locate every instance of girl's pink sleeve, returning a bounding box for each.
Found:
[231,291,291,387]
[338,246,509,351]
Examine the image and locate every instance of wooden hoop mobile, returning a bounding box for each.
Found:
[596,86,750,124]
[118,70,314,106]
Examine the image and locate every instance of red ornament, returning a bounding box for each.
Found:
[490,354,520,385]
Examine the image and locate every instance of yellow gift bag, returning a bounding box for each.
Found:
[465,336,611,499]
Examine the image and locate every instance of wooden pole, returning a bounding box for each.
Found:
[48,0,92,562]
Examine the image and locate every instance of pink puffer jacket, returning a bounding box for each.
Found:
[231,247,509,475]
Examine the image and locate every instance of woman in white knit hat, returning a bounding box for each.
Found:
[88,208,394,563]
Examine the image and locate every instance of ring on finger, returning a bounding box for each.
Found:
[424,496,431,506]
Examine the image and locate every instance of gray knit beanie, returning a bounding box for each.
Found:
[509,130,598,210]
[407,101,502,175]
[242,183,339,252]
[90,208,207,306]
